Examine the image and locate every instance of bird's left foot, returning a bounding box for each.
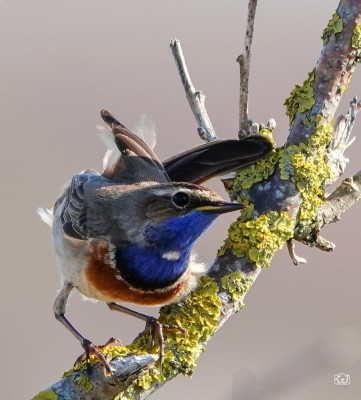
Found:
[75,337,122,375]
[144,316,187,371]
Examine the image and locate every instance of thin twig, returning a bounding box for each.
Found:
[287,240,307,265]
[321,170,361,227]
[170,39,218,142]
[327,96,360,185]
[237,0,258,137]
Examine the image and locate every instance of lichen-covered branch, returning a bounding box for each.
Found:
[170,39,218,142]
[32,354,157,400]
[286,2,361,145]
[33,2,361,399]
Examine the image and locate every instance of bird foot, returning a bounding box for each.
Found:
[144,316,187,371]
[75,337,122,376]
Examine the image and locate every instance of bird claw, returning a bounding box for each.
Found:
[144,316,187,371]
[94,336,123,351]
[75,337,119,376]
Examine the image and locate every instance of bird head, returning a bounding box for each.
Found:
[135,182,246,251]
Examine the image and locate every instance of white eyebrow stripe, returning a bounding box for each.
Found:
[161,251,181,261]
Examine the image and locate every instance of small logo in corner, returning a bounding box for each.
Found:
[334,373,350,386]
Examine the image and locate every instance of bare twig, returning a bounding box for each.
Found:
[287,240,307,265]
[321,171,361,227]
[170,39,218,142]
[326,96,360,185]
[237,0,258,137]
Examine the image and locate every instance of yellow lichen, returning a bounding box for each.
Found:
[280,120,332,236]
[73,373,93,393]
[32,390,58,400]
[62,364,86,378]
[284,69,315,126]
[352,24,361,49]
[99,343,130,359]
[115,276,221,399]
[221,272,254,307]
[258,128,277,147]
[352,24,361,61]
[229,150,280,193]
[322,11,343,45]
[62,344,129,378]
[219,211,296,268]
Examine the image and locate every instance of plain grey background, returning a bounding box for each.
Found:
[1,1,360,399]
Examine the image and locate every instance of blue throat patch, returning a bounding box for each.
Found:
[115,210,218,290]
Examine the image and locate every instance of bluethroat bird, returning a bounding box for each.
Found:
[38,109,272,375]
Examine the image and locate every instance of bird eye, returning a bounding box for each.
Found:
[172,192,190,208]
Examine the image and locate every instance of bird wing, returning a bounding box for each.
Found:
[100,109,170,184]
[61,171,110,240]
[162,135,273,184]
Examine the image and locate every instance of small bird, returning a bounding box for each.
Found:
[38,110,272,374]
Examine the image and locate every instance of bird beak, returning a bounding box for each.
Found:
[197,202,247,214]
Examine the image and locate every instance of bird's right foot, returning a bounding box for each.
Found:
[144,316,187,371]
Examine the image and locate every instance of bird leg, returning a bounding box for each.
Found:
[107,302,186,369]
[54,282,115,376]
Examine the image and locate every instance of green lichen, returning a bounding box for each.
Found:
[32,390,58,400]
[62,364,86,378]
[322,11,343,45]
[258,128,277,147]
[219,211,296,268]
[73,373,93,393]
[62,343,129,379]
[229,150,280,193]
[352,24,361,62]
[352,24,361,49]
[284,69,315,126]
[279,143,307,180]
[221,272,254,306]
[99,343,130,359]
[227,127,278,196]
[116,276,221,399]
[280,119,332,236]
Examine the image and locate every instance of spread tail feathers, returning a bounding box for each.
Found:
[37,207,54,227]
[99,109,168,184]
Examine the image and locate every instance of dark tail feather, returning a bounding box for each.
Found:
[163,136,273,184]
[100,109,169,183]
[100,109,162,163]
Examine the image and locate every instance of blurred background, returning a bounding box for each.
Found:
[1,1,360,399]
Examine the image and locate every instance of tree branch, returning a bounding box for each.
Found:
[326,96,360,185]
[286,1,361,146]
[237,0,258,137]
[321,170,361,227]
[170,39,218,142]
[32,354,157,400]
